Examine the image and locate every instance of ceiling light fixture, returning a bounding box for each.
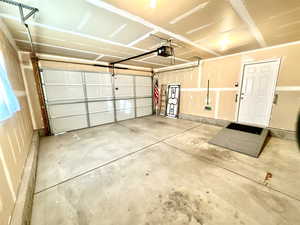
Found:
[150,0,157,9]
[219,37,230,51]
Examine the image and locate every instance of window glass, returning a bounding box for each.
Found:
[0,52,20,121]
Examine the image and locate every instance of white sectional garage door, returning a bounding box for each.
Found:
[41,70,152,134]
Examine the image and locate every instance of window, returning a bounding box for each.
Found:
[0,53,20,121]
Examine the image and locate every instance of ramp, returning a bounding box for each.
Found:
[208,122,269,158]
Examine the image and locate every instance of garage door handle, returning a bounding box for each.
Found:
[115,87,119,90]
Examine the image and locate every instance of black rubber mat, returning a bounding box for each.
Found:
[208,123,269,158]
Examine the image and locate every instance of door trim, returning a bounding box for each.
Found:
[235,58,282,127]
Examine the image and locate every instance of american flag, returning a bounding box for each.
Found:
[153,79,159,106]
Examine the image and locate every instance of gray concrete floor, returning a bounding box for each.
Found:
[31,116,300,225]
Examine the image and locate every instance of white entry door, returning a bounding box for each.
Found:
[237,59,280,127]
[166,85,180,118]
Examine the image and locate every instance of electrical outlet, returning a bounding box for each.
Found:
[204,105,212,111]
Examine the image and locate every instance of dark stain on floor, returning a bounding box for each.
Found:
[128,127,141,133]
[156,121,168,125]
[146,191,207,225]
[206,147,233,161]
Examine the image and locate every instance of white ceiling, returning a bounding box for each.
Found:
[1,0,300,69]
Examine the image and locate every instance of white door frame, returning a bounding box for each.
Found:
[234,58,282,127]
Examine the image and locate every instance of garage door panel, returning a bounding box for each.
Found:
[85,72,112,85]
[115,86,134,99]
[115,75,134,99]
[45,85,85,102]
[86,85,113,100]
[135,76,152,98]
[43,70,82,84]
[50,115,88,134]
[136,106,153,117]
[48,103,86,118]
[88,101,114,113]
[116,99,135,121]
[116,109,135,121]
[89,112,115,126]
[136,98,152,107]
[114,75,133,86]
[115,99,134,110]
[136,86,152,97]
[135,76,151,86]
[136,98,152,117]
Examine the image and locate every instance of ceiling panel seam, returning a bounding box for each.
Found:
[169,1,210,24]
[154,61,199,72]
[94,54,104,60]
[109,23,127,37]
[127,30,157,47]
[186,22,216,35]
[77,12,92,30]
[279,21,300,29]
[139,54,156,61]
[229,0,267,47]
[174,57,190,62]
[85,0,220,56]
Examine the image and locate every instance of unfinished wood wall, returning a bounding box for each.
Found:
[157,43,300,132]
[0,31,33,225]
[19,52,44,130]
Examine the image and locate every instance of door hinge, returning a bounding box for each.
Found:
[273,94,279,104]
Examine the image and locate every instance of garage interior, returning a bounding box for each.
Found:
[0,0,300,225]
